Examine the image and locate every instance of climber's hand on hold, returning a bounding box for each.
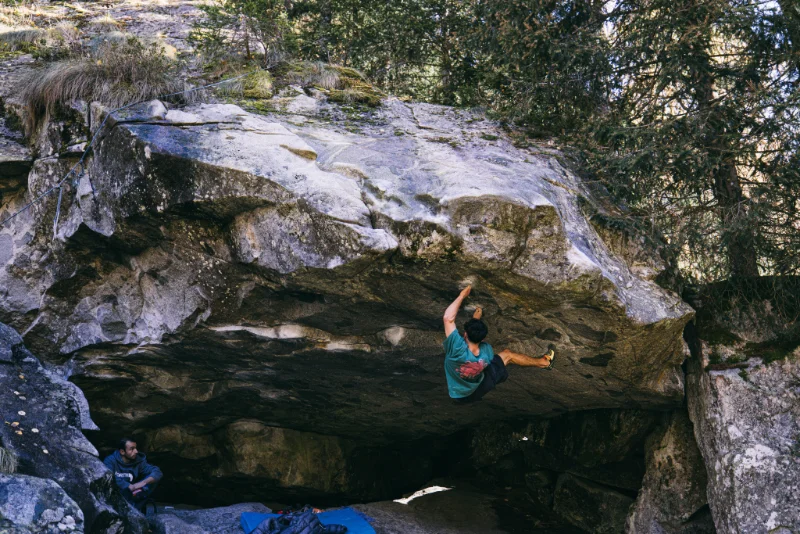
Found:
[542,348,555,370]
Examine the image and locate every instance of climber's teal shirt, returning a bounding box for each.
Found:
[443,330,495,398]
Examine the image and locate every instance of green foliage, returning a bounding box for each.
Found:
[289,0,477,103]
[565,0,800,284]
[189,0,800,285]
[738,368,749,381]
[189,0,292,68]
[474,0,610,135]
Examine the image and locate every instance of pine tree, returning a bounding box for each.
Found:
[583,0,800,281]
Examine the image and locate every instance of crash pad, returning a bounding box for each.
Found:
[241,507,376,534]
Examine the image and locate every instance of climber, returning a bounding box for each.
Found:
[443,285,554,403]
[103,438,163,515]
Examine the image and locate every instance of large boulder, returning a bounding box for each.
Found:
[685,280,800,534]
[687,348,800,533]
[0,473,84,534]
[0,323,147,534]
[1,93,693,499]
[626,411,714,534]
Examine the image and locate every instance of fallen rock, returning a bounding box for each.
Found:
[553,473,634,534]
[0,322,148,533]
[0,473,84,533]
[149,503,271,534]
[626,411,714,534]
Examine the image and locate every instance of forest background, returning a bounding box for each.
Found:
[190,0,800,290]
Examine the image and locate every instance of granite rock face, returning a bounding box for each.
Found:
[0,323,147,534]
[0,120,32,202]
[683,280,800,534]
[0,473,84,534]
[1,91,693,502]
[626,411,714,534]
[687,348,800,534]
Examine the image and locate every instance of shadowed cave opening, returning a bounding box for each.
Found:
[81,397,661,533]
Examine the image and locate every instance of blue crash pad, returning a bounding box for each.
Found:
[241,507,376,534]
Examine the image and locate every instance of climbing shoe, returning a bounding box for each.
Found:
[542,349,555,370]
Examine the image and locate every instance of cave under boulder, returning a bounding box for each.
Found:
[467,409,661,532]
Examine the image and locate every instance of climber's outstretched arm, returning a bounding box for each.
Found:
[443,285,471,337]
[498,349,553,368]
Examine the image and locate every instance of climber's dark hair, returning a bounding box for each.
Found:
[464,318,488,343]
[118,438,136,451]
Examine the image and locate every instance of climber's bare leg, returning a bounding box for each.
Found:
[498,349,553,368]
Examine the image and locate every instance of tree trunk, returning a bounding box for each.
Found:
[778,0,800,55]
[713,162,760,277]
[697,70,760,278]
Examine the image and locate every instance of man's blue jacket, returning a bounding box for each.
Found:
[102,450,163,491]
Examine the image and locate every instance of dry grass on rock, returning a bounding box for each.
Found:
[0,22,80,55]
[16,35,186,134]
[0,447,18,474]
[273,61,383,106]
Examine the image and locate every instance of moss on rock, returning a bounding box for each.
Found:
[242,70,273,99]
[272,60,384,107]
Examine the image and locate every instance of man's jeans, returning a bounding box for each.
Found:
[123,481,159,511]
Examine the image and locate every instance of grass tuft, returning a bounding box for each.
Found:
[16,36,185,134]
[0,447,18,474]
[88,14,123,32]
[0,23,80,57]
[273,61,383,106]
[216,69,273,99]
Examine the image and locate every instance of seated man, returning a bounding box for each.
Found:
[443,285,554,403]
[103,438,162,513]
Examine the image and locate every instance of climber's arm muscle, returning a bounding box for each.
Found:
[444,286,471,337]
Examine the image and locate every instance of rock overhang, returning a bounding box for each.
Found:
[1,94,694,446]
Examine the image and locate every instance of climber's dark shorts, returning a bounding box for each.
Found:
[454,355,508,404]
